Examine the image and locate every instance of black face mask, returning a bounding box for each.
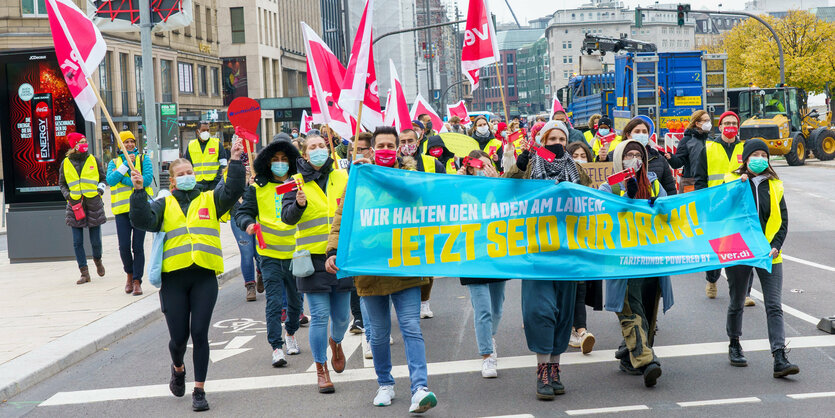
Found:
[544,143,565,159]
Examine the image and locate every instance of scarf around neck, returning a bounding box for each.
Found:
[530,151,580,183]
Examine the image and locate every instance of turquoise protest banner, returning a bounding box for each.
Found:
[334,164,773,280]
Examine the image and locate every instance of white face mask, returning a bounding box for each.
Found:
[199,131,210,141]
[574,158,588,164]
[476,126,490,135]
[632,133,649,146]
[700,121,712,132]
[623,158,643,172]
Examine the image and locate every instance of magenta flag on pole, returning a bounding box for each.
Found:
[447,100,472,126]
[461,0,499,90]
[384,60,412,133]
[302,22,355,139]
[338,0,383,131]
[409,95,446,133]
[45,0,107,122]
[300,110,314,134]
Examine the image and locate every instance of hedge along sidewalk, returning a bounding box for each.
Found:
[0,224,246,401]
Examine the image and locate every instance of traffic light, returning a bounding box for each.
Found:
[677,4,690,26]
[635,9,643,28]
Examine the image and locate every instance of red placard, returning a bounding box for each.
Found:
[599,132,616,146]
[252,223,267,250]
[529,141,556,162]
[607,168,636,185]
[228,97,261,134]
[275,182,298,195]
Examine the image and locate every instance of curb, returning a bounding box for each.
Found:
[0,264,242,402]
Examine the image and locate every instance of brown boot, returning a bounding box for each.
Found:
[124,273,134,294]
[329,337,345,373]
[77,266,91,285]
[93,258,105,277]
[245,282,256,302]
[315,362,334,393]
[132,280,143,296]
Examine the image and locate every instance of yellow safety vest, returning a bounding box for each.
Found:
[725,174,784,264]
[592,135,623,158]
[63,154,99,200]
[291,170,348,254]
[705,141,744,188]
[617,179,661,198]
[255,182,297,259]
[481,138,503,157]
[445,158,457,174]
[421,155,438,173]
[110,154,153,215]
[187,138,221,182]
[584,130,594,145]
[161,192,224,274]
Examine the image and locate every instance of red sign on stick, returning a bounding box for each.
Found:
[228,97,261,133]
[607,168,636,185]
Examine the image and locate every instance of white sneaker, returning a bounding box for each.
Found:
[409,387,437,413]
[580,331,596,355]
[271,348,286,367]
[420,301,434,319]
[568,329,582,348]
[373,385,395,406]
[481,356,498,378]
[363,338,373,359]
[285,335,300,355]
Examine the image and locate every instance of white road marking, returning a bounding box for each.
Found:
[720,271,820,325]
[787,391,835,400]
[38,335,835,407]
[783,254,835,273]
[209,335,255,362]
[480,415,535,418]
[677,397,760,407]
[565,405,649,415]
[305,329,363,372]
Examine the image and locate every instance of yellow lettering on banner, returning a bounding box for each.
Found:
[634,212,658,246]
[653,214,677,243]
[507,218,526,256]
[461,223,481,261]
[402,227,421,266]
[419,226,439,265]
[440,225,461,263]
[565,215,579,250]
[670,205,694,239]
[596,214,616,249]
[577,215,597,249]
[538,215,561,252]
[487,221,508,258]
[388,229,402,267]
[525,217,540,254]
[688,201,704,235]
[618,212,638,248]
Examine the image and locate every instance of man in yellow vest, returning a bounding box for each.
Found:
[399,129,445,173]
[184,121,228,191]
[129,139,246,412]
[235,139,304,368]
[106,130,153,295]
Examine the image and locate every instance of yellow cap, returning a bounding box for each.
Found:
[119,131,136,142]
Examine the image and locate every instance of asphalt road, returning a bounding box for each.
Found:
[3,164,835,417]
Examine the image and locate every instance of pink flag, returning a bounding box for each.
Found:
[409,94,447,134]
[384,60,412,132]
[461,0,499,90]
[300,110,314,134]
[447,100,472,126]
[46,0,107,122]
[302,22,354,139]
[338,0,383,131]
[549,93,574,128]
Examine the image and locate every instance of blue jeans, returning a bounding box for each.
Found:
[115,213,146,282]
[306,291,351,364]
[363,286,428,395]
[467,282,506,356]
[229,221,258,284]
[71,226,102,268]
[261,258,302,349]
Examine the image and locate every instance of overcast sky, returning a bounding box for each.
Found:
[447,0,829,25]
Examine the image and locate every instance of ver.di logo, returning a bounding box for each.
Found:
[709,233,754,263]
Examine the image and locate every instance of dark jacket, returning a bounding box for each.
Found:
[567,127,586,144]
[668,128,709,190]
[235,140,301,233]
[749,176,788,251]
[646,146,677,196]
[58,151,107,228]
[427,135,456,168]
[281,157,353,293]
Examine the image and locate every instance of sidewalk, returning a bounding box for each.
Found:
[0,189,119,236]
[0,218,246,401]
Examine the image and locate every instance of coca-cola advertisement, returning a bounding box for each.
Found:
[0,49,84,204]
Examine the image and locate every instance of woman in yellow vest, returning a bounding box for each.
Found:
[280,133,351,393]
[470,115,504,171]
[106,131,153,295]
[599,140,673,389]
[591,117,623,162]
[58,132,107,285]
[235,139,304,368]
[129,139,246,412]
[723,139,798,378]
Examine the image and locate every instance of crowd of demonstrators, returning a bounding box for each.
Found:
[592,117,622,162]
[583,113,602,144]
[399,129,445,173]
[129,139,246,412]
[620,118,678,196]
[427,135,458,174]
[445,116,467,134]
[599,139,673,388]
[225,154,262,302]
[551,110,586,144]
[469,115,504,171]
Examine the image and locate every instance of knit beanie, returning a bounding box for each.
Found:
[718,111,740,125]
[742,138,769,162]
[67,132,85,147]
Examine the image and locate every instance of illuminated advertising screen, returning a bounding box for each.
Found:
[222,57,248,107]
[0,49,85,204]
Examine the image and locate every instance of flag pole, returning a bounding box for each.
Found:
[323,124,336,159]
[493,62,510,127]
[349,101,364,162]
[88,79,136,173]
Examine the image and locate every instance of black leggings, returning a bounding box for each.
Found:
[573,281,587,330]
[159,266,218,383]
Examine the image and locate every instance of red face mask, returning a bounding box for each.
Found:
[374,149,397,167]
[429,147,443,157]
[77,143,89,153]
[722,126,739,138]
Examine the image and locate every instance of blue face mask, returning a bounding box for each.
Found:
[309,148,329,167]
[271,161,289,177]
[475,170,486,176]
[598,128,611,136]
[175,174,197,191]
[747,156,770,174]
[632,133,649,146]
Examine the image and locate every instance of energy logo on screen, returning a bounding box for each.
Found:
[31,93,56,163]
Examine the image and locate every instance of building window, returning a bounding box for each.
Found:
[194,4,202,39]
[21,0,47,16]
[507,64,514,74]
[161,59,173,102]
[206,8,213,42]
[98,52,113,112]
[567,41,572,49]
[508,76,515,86]
[119,53,129,115]
[508,87,516,96]
[231,7,245,44]
[663,39,668,48]
[211,67,220,96]
[506,54,514,64]
[178,62,193,94]
[563,70,569,79]
[135,56,144,111]
[198,65,208,95]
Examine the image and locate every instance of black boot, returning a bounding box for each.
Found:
[169,365,186,397]
[536,363,555,400]
[549,363,565,395]
[773,348,799,378]
[192,387,210,411]
[729,338,748,367]
[643,363,662,387]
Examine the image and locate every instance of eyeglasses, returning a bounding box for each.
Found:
[356,147,370,153]
[624,151,643,159]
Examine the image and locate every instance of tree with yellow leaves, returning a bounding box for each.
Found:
[705,10,835,94]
